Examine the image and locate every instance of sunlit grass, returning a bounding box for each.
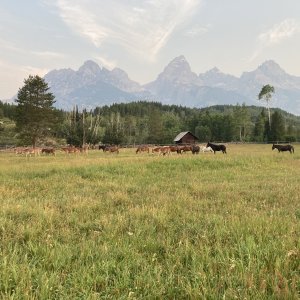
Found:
[0,144,299,299]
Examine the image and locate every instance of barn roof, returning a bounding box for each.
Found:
[173,131,198,142]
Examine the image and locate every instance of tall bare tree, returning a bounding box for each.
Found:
[258,84,275,129]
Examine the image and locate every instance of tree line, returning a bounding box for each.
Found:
[1,76,300,147]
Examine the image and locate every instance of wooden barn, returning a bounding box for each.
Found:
[173,131,199,144]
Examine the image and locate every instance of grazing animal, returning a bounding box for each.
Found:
[191,145,200,154]
[177,145,192,154]
[136,145,150,154]
[160,146,170,156]
[169,145,180,154]
[61,146,80,154]
[206,142,227,154]
[105,146,119,154]
[200,146,214,153]
[24,148,41,157]
[151,146,170,156]
[272,144,294,154]
[80,144,89,155]
[41,148,56,156]
[14,147,27,155]
[152,147,162,154]
[99,144,109,151]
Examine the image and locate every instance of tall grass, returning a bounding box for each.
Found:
[0,144,299,299]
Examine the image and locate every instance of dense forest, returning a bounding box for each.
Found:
[1,100,300,146]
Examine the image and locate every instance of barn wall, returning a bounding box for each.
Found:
[176,133,198,144]
[182,135,196,144]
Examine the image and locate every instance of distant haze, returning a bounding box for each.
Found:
[1,0,300,99]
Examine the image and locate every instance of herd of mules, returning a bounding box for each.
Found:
[13,145,89,157]
[10,142,295,157]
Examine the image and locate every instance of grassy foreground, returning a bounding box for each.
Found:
[0,144,299,299]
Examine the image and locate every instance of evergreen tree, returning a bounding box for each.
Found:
[85,111,103,145]
[102,112,124,145]
[123,116,137,145]
[0,101,16,120]
[269,111,285,142]
[62,106,82,146]
[233,103,250,141]
[222,115,235,141]
[162,112,183,144]
[253,109,267,142]
[15,75,56,147]
[135,118,149,144]
[285,123,297,142]
[195,125,211,142]
[147,108,163,144]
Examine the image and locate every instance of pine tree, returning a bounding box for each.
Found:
[103,112,124,145]
[15,75,56,147]
[233,103,250,141]
[147,108,163,144]
[253,109,267,142]
[269,111,285,142]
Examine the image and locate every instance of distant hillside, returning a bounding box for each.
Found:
[98,101,300,125]
[200,105,300,123]
[1,100,300,145]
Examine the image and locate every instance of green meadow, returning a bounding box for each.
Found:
[0,144,299,299]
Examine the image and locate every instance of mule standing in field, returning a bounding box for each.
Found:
[61,146,80,154]
[14,147,27,156]
[272,144,294,154]
[151,146,170,156]
[152,147,161,155]
[160,146,171,156]
[99,144,109,151]
[136,145,150,154]
[105,146,119,154]
[41,148,56,156]
[191,145,200,154]
[177,145,192,154]
[169,145,180,154]
[24,147,41,157]
[206,142,227,154]
[200,146,214,153]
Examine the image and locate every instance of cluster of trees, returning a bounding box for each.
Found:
[1,76,300,147]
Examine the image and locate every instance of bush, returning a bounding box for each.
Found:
[284,135,297,142]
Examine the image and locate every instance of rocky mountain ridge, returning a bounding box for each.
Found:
[43,56,300,114]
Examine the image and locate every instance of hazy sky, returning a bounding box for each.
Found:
[1,0,300,99]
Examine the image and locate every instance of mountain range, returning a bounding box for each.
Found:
[44,56,300,115]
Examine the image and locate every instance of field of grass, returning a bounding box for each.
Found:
[0,144,299,299]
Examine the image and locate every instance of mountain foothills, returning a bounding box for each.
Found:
[44,56,300,115]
